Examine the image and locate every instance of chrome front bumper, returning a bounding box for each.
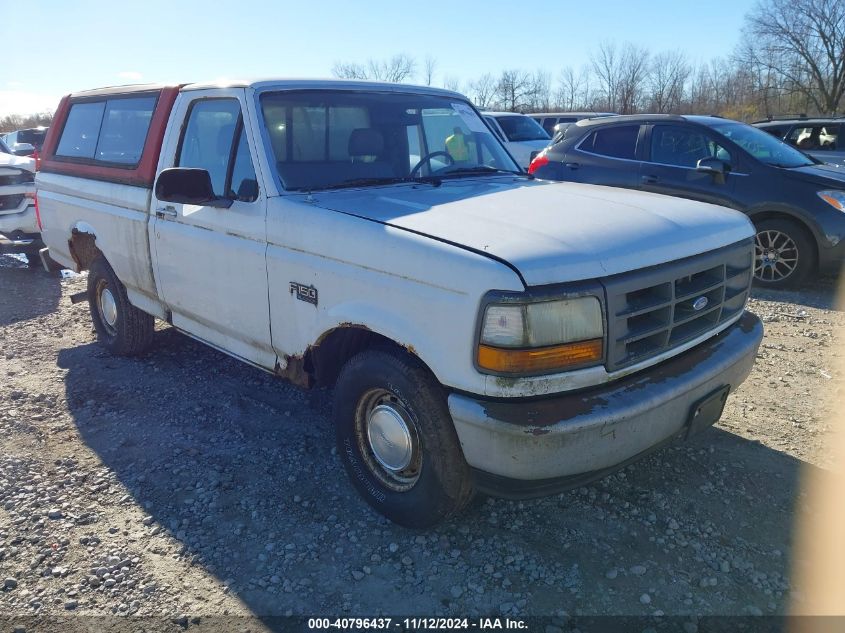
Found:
[449,312,763,496]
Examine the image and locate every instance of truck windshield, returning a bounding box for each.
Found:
[708,121,815,168]
[260,90,521,191]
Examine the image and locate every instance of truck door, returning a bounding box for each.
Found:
[150,90,275,370]
[640,124,737,208]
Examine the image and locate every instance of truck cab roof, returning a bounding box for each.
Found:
[68,79,466,100]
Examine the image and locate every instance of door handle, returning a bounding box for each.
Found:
[642,174,659,184]
[563,162,580,169]
[155,205,177,219]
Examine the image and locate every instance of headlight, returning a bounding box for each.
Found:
[478,296,603,375]
[818,190,845,211]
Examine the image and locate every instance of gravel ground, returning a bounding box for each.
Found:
[0,253,842,628]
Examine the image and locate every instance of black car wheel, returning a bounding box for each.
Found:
[333,347,474,528]
[753,218,814,287]
[88,257,154,355]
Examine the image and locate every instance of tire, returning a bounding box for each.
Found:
[753,218,815,288]
[333,347,474,528]
[88,256,154,355]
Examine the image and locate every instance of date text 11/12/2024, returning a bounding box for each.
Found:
[307,617,528,630]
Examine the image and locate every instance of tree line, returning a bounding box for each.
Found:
[0,112,52,135]
[332,0,845,120]
[2,0,841,127]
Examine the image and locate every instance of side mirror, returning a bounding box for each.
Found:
[696,158,728,184]
[11,142,35,157]
[154,168,232,208]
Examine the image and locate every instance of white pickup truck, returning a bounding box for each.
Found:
[36,80,763,527]
[0,137,40,262]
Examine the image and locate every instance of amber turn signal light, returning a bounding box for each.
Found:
[477,338,603,374]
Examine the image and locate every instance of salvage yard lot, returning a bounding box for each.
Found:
[0,256,842,621]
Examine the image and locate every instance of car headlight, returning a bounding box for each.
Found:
[477,296,604,375]
[818,190,845,211]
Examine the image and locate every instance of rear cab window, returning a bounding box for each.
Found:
[40,86,180,187]
[55,95,157,166]
[579,125,641,160]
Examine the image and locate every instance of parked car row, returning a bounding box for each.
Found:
[529,114,845,288]
[1,126,48,157]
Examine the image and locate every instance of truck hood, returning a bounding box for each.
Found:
[309,178,754,286]
[0,152,35,174]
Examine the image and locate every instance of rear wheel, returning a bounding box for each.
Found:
[333,348,474,528]
[88,257,154,355]
[753,218,814,288]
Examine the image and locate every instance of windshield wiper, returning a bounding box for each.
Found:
[439,166,522,179]
[311,176,427,191]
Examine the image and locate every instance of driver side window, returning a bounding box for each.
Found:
[177,98,258,202]
[650,125,731,168]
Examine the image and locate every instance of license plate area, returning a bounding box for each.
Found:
[686,385,730,439]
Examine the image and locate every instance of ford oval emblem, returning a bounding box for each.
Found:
[693,296,709,311]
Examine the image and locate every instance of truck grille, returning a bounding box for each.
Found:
[0,194,25,212]
[602,239,753,371]
[0,172,32,187]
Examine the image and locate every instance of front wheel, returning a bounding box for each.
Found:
[333,348,473,528]
[753,218,814,288]
[88,256,154,355]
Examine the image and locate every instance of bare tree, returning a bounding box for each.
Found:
[740,0,845,114]
[528,70,552,111]
[332,54,416,83]
[556,66,590,111]
[467,73,497,109]
[495,69,534,111]
[442,75,463,93]
[617,44,650,114]
[590,42,621,112]
[648,50,690,113]
[331,61,369,80]
[423,56,437,86]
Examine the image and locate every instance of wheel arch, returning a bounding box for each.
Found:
[68,221,104,271]
[306,324,435,389]
[746,208,820,271]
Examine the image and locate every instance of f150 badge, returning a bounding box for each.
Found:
[290,282,318,306]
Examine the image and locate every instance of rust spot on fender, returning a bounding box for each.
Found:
[68,230,99,271]
[276,353,312,389]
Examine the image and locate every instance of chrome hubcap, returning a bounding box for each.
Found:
[100,289,117,327]
[96,281,118,335]
[367,405,413,471]
[354,388,422,491]
[754,230,798,282]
